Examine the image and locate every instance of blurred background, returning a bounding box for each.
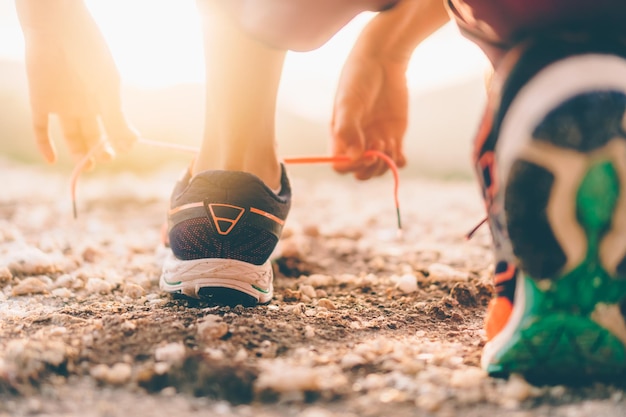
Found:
[0,0,490,179]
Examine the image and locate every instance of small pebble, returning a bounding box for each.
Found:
[317,298,336,310]
[91,363,132,385]
[51,287,73,298]
[11,277,49,296]
[341,353,366,368]
[449,367,486,388]
[427,263,469,281]
[123,283,145,299]
[0,266,12,285]
[500,374,535,404]
[6,244,59,275]
[121,320,136,332]
[197,315,229,339]
[155,342,186,364]
[85,278,114,294]
[299,284,317,299]
[396,274,418,294]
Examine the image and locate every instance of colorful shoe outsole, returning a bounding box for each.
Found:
[481,47,626,381]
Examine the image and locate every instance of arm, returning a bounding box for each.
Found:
[15,0,137,164]
[332,0,449,179]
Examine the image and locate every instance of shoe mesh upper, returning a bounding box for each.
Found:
[169,217,279,265]
[167,166,291,266]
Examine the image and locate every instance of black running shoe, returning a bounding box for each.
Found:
[160,165,291,306]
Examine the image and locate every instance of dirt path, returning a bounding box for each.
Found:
[1,159,624,417]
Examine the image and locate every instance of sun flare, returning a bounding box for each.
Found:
[1,1,488,92]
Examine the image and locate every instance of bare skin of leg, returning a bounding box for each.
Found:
[194,3,286,191]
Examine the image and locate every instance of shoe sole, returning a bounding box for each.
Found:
[159,254,274,307]
[482,54,626,381]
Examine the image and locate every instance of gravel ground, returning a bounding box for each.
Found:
[1,158,625,417]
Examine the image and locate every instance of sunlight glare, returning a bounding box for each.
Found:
[84,0,204,89]
[1,2,489,105]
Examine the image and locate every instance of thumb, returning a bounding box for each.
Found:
[331,109,367,173]
[332,130,366,174]
[100,107,139,154]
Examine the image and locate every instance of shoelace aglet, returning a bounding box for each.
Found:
[73,200,77,220]
[465,217,487,240]
[396,207,402,232]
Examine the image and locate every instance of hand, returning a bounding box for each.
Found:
[331,50,409,180]
[19,3,137,165]
[329,0,449,180]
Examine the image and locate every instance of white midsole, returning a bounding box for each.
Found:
[159,253,274,303]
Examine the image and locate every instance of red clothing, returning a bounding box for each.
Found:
[207,0,626,59]
[448,0,626,63]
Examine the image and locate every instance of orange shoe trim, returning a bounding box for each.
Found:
[250,207,285,226]
[168,201,204,216]
[208,203,245,235]
[485,296,513,341]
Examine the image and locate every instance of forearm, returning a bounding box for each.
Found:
[16,0,115,75]
[355,0,450,63]
[15,0,94,38]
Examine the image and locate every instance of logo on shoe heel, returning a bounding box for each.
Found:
[208,203,245,235]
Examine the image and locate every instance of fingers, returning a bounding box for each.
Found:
[331,108,379,176]
[354,139,389,181]
[59,118,92,162]
[59,116,118,170]
[100,98,139,154]
[332,98,406,180]
[393,136,407,168]
[79,117,116,162]
[31,106,56,164]
[44,102,136,168]
[332,115,401,180]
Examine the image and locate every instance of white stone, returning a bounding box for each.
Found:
[51,288,73,298]
[122,283,145,299]
[396,274,418,294]
[85,278,113,294]
[299,284,317,299]
[427,263,469,281]
[197,315,229,339]
[340,352,366,368]
[0,266,12,285]
[449,367,487,388]
[90,363,132,385]
[11,277,49,296]
[154,342,186,364]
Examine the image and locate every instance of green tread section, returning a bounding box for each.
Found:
[489,161,626,379]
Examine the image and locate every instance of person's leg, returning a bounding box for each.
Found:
[159,0,406,306]
[158,2,292,306]
[192,0,395,189]
[193,1,286,190]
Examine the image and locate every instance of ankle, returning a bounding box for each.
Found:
[191,159,282,191]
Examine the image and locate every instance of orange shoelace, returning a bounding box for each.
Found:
[69,138,403,232]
